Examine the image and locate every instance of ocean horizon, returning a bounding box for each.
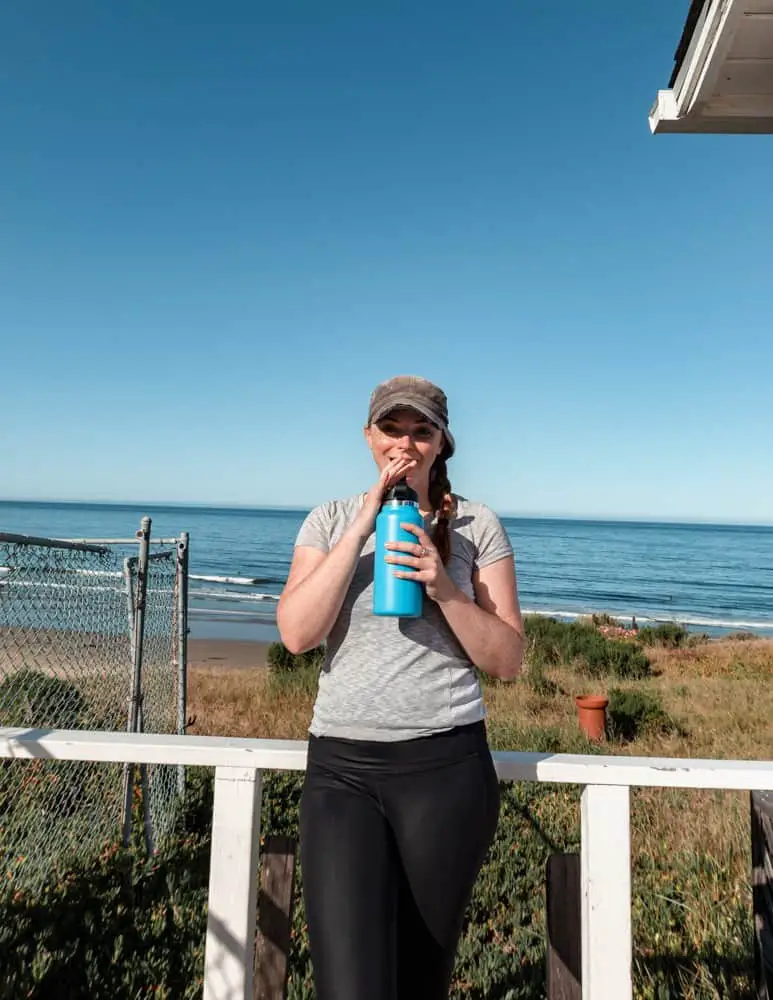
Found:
[2,496,772,529]
[2,499,772,641]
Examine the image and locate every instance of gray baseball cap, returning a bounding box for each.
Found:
[367,375,455,457]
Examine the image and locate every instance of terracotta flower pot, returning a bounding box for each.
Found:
[575,694,608,741]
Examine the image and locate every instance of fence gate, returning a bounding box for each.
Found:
[0,517,188,890]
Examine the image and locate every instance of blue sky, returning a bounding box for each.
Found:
[2,1,771,523]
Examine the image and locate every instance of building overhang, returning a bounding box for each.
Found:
[650,0,773,133]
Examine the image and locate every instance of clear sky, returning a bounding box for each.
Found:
[2,2,771,523]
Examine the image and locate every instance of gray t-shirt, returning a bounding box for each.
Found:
[293,492,514,741]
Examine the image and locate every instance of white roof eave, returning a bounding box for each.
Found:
[649,0,773,134]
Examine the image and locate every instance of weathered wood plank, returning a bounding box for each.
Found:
[546,853,581,1000]
[254,836,298,1000]
[751,791,773,1000]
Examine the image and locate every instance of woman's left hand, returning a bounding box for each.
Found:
[384,523,458,604]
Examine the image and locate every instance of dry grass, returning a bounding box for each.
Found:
[646,638,773,680]
[188,665,312,740]
[188,636,773,758]
[188,637,773,868]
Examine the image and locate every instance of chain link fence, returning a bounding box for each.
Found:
[127,533,188,853]
[0,519,188,890]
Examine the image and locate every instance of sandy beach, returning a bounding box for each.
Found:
[188,638,272,672]
[0,629,274,697]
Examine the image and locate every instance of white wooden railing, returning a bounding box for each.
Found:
[2,727,772,1000]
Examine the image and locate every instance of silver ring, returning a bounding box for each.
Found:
[419,546,428,558]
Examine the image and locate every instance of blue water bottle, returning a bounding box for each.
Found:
[373,478,424,617]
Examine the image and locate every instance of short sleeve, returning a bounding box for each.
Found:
[294,503,332,553]
[473,505,514,570]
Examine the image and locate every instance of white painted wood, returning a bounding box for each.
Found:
[715,58,773,95]
[3,728,773,791]
[203,766,262,1000]
[703,93,773,115]
[0,727,309,771]
[649,0,773,131]
[672,0,741,113]
[581,785,632,1000]
[494,751,773,790]
[652,103,773,131]
[691,1,745,110]
[649,88,679,130]
[741,1,773,14]
[730,15,773,59]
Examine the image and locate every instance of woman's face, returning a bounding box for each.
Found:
[364,407,445,486]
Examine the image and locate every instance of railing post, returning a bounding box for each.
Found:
[581,784,632,1000]
[203,766,263,1000]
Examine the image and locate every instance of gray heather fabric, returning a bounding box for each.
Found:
[293,493,514,741]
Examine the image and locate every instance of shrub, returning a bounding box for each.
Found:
[607,688,686,742]
[524,616,651,680]
[0,767,214,1000]
[267,642,325,673]
[523,616,565,669]
[590,640,651,681]
[266,642,325,697]
[637,622,689,649]
[726,631,757,642]
[0,671,93,820]
[590,612,622,627]
[0,669,88,729]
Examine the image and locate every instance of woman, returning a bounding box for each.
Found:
[277,374,524,1000]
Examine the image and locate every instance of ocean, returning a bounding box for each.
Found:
[1,500,772,640]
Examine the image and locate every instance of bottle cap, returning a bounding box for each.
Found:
[383,477,418,503]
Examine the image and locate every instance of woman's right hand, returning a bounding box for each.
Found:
[355,456,418,538]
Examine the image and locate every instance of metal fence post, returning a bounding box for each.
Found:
[120,558,136,837]
[176,531,189,797]
[121,516,152,847]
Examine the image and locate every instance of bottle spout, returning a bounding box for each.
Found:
[384,478,418,503]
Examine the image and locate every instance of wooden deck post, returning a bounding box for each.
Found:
[751,791,773,999]
[254,836,298,1000]
[547,853,581,1000]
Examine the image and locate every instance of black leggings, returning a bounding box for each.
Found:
[299,721,501,1000]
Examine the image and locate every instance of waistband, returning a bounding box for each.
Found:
[306,720,490,774]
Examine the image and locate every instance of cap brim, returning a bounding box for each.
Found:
[370,395,438,425]
[370,395,455,456]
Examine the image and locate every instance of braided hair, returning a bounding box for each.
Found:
[428,441,456,565]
